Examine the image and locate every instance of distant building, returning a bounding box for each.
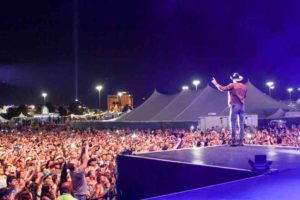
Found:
[107,92,133,111]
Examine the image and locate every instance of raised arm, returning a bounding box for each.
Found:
[81,143,89,169]
[211,77,233,91]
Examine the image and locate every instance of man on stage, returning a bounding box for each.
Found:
[211,73,247,146]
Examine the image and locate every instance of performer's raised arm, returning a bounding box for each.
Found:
[211,77,233,92]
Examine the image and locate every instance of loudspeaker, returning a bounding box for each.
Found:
[248,154,272,174]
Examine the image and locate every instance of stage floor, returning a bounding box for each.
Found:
[141,145,300,200]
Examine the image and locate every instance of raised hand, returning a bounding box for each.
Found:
[211,77,217,85]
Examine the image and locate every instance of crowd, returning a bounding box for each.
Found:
[245,123,300,146]
[0,122,300,199]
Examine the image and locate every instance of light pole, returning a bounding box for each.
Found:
[41,93,47,105]
[270,86,275,96]
[96,85,103,111]
[266,81,274,96]
[182,85,189,91]
[192,80,200,91]
[287,88,293,102]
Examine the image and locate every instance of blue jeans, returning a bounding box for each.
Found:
[229,104,245,144]
[74,194,87,200]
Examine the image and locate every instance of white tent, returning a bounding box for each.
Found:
[0,115,8,123]
[34,113,59,118]
[18,113,31,118]
[118,82,290,122]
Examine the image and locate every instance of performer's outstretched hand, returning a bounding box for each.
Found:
[211,77,217,85]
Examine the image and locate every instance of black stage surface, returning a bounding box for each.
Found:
[137,145,300,171]
[117,145,300,200]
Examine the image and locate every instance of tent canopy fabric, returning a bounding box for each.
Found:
[18,113,29,118]
[174,86,228,121]
[118,82,290,122]
[265,108,286,119]
[118,90,177,122]
[0,115,8,122]
[151,89,203,121]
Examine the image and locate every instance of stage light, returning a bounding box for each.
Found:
[182,85,189,90]
[287,88,293,101]
[96,85,103,91]
[71,143,76,148]
[266,81,274,87]
[266,81,274,96]
[96,85,103,110]
[41,92,47,105]
[192,80,200,91]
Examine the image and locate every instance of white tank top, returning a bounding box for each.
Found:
[0,177,7,189]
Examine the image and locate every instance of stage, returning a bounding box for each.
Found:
[117,145,300,200]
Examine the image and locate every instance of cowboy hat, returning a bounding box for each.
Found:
[230,72,243,81]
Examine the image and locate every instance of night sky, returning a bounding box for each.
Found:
[1,0,300,107]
